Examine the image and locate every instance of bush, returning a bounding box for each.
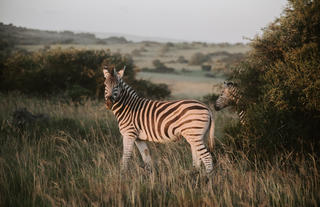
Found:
[130,79,171,99]
[1,48,128,98]
[64,84,91,102]
[152,59,166,69]
[201,65,211,71]
[144,59,175,73]
[176,56,188,64]
[189,52,210,65]
[227,0,320,153]
[0,48,171,100]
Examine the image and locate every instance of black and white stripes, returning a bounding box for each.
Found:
[103,66,215,173]
[214,81,246,125]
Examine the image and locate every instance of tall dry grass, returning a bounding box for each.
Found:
[0,93,319,207]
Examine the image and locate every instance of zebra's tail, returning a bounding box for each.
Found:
[208,112,215,152]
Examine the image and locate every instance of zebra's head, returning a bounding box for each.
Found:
[103,65,126,105]
[214,81,237,111]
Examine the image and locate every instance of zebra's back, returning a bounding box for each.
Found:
[132,99,211,143]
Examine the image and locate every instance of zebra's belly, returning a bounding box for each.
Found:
[138,130,181,143]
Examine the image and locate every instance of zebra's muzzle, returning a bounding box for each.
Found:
[214,104,222,111]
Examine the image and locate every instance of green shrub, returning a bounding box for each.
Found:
[1,48,125,98]
[131,79,171,99]
[0,48,171,100]
[227,0,320,153]
[64,84,92,101]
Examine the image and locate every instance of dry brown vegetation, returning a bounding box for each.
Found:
[1,93,319,207]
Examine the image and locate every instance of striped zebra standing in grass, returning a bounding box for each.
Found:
[103,66,215,173]
[214,81,246,124]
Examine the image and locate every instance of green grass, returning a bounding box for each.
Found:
[0,93,319,207]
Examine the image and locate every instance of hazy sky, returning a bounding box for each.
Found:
[1,0,287,43]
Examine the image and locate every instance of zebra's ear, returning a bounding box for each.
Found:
[103,66,110,78]
[227,81,234,87]
[113,67,117,78]
[117,66,126,78]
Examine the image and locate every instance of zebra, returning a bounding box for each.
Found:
[103,66,215,173]
[214,81,245,124]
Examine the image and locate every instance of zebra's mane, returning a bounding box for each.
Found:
[112,78,143,109]
[119,79,139,98]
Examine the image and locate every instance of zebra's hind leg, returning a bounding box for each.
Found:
[135,140,152,171]
[184,135,213,174]
[191,145,201,169]
[200,149,213,174]
[121,136,136,171]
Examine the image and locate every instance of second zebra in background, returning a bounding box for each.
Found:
[214,81,246,125]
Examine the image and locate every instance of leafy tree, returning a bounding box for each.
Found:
[228,0,320,153]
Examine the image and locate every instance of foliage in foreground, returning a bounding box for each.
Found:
[229,0,320,153]
[0,94,319,207]
[0,48,171,100]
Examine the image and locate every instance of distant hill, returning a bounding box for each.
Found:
[0,23,129,47]
[94,32,184,43]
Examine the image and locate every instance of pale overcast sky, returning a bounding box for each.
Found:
[0,0,287,43]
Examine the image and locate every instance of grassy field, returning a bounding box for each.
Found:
[1,93,319,207]
[136,71,224,98]
[18,42,249,69]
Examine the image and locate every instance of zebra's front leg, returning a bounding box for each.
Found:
[121,136,136,171]
[135,140,152,171]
